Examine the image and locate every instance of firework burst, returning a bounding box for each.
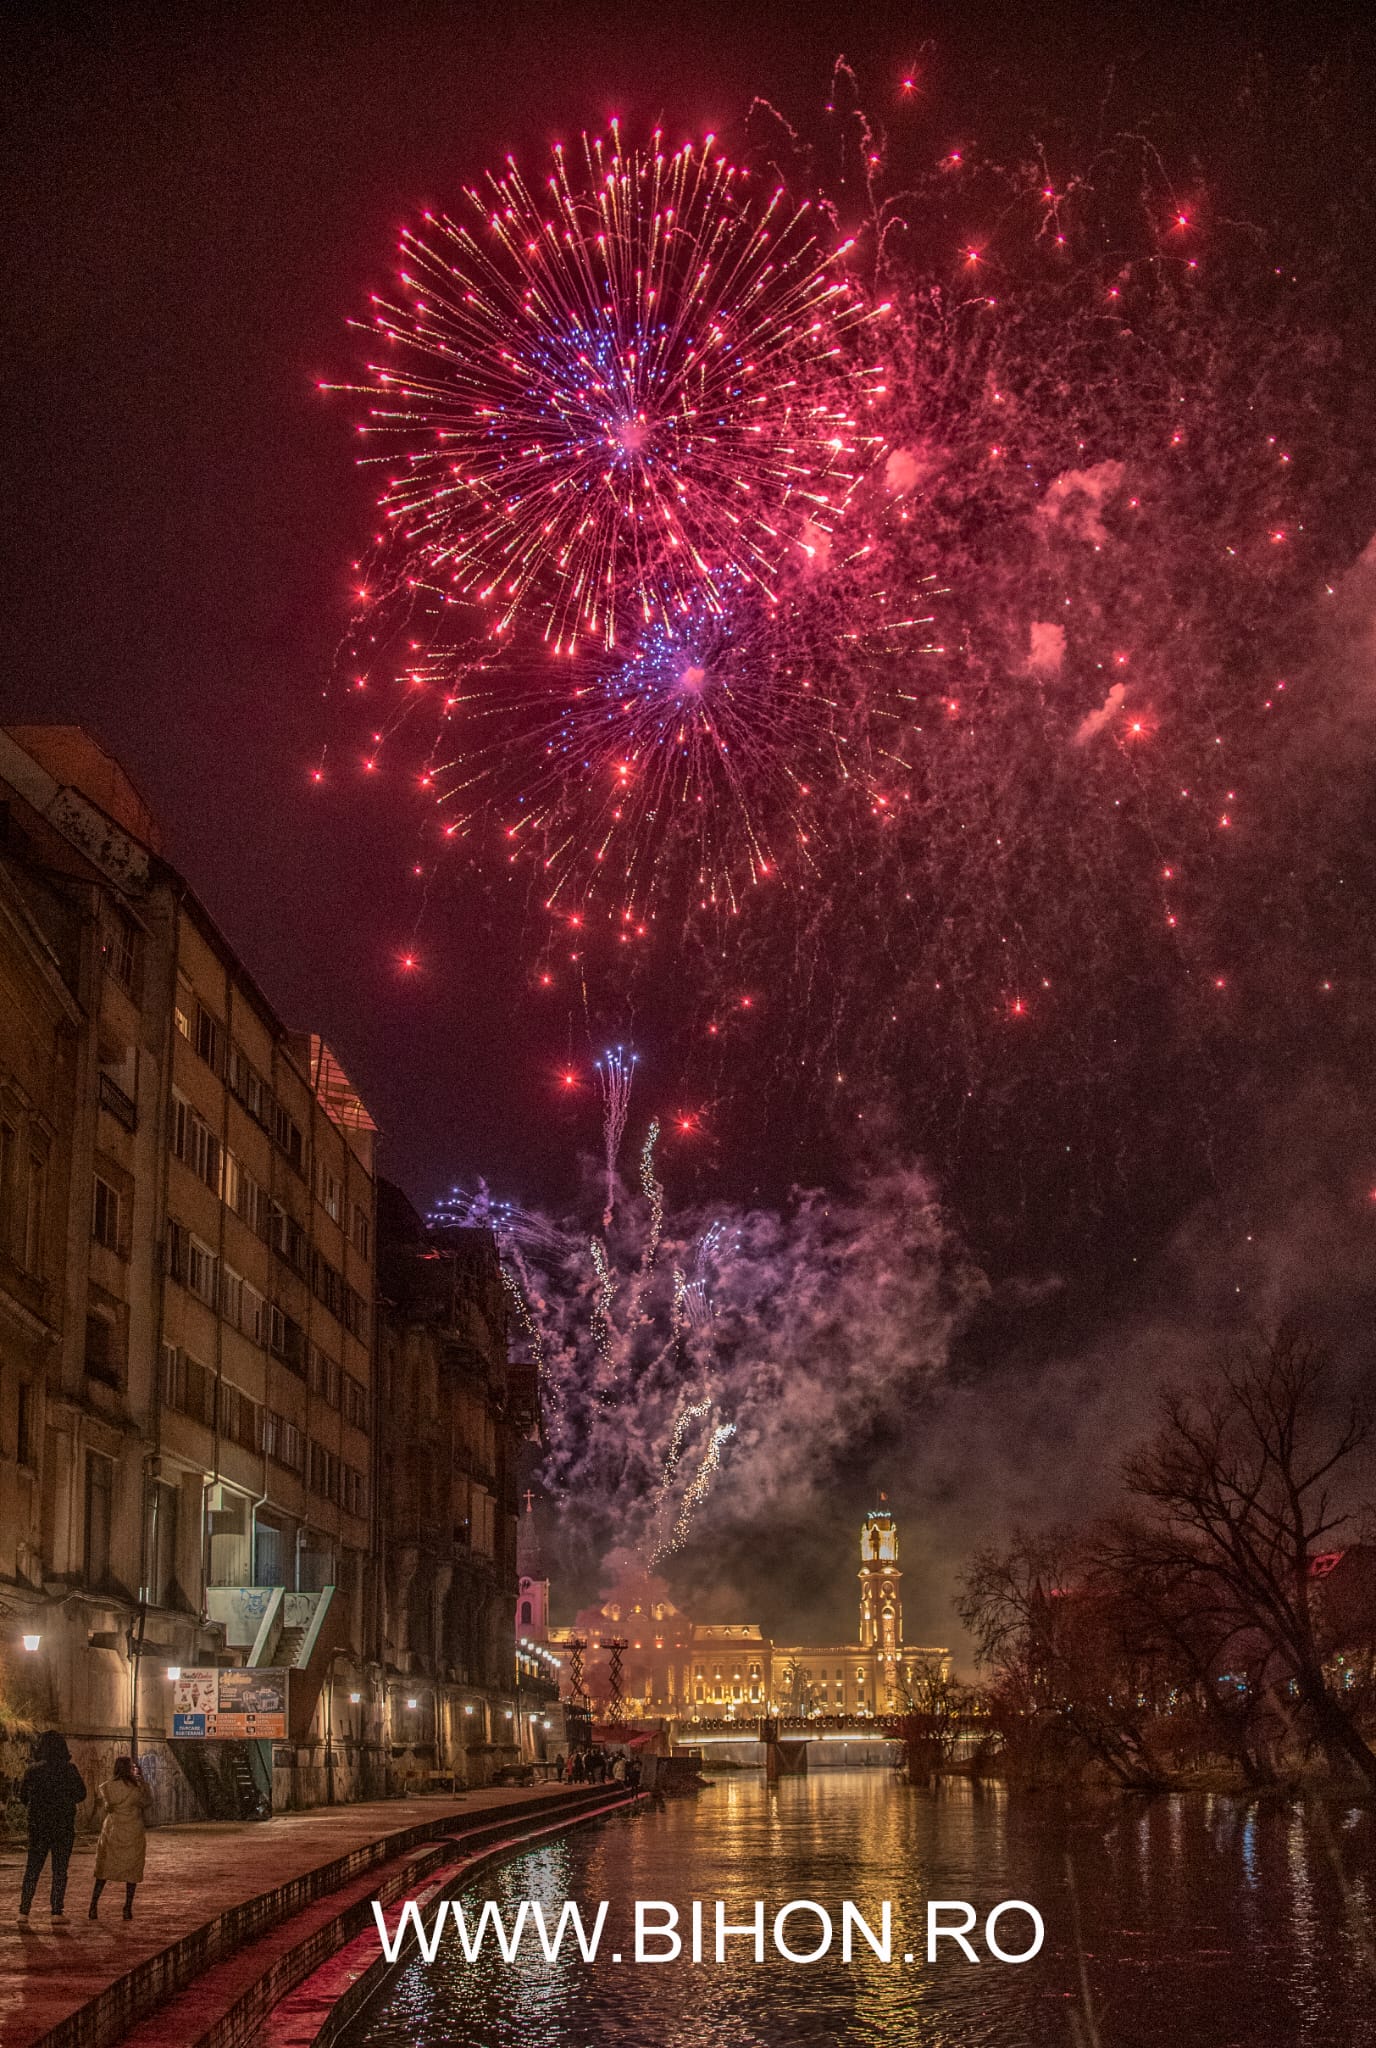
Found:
[357,563,943,914]
[342,121,887,653]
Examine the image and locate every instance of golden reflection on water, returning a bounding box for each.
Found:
[345,1772,1375,2048]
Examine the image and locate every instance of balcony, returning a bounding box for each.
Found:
[98,1071,137,1132]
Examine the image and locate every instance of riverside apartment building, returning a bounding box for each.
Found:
[0,727,380,1817]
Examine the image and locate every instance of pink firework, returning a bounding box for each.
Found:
[344,121,889,651]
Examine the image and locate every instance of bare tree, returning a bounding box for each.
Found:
[897,1656,973,1784]
[957,1528,1168,1789]
[1123,1327,1376,1791]
[1090,1514,1282,1786]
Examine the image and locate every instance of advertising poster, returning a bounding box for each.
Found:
[169,1669,288,1741]
[4,6,1375,2046]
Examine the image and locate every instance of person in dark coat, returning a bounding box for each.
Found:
[18,1731,87,1922]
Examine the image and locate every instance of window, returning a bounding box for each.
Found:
[83,1451,114,1589]
[160,1344,214,1427]
[16,1379,34,1468]
[227,1044,266,1124]
[85,1300,123,1385]
[254,1516,286,1586]
[23,1151,46,1276]
[316,1162,342,1223]
[225,1152,268,1238]
[307,1438,338,1501]
[171,1093,221,1192]
[308,1344,341,1406]
[269,1305,306,1375]
[298,1537,334,1593]
[220,1264,242,1328]
[103,908,140,992]
[186,1235,218,1305]
[350,1203,370,1261]
[269,1201,306,1274]
[241,1280,265,1346]
[0,1117,15,1248]
[92,1174,122,1252]
[343,1373,368,1431]
[310,1248,344,1321]
[520,1599,532,1626]
[143,1480,180,1609]
[342,1285,368,1344]
[218,1380,259,1453]
[345,1468,366,1517]
[272,1101,304,1172]
[174,978,192,1040]
[195,1003,222,1074]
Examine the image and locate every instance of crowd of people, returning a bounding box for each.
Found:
[560,1745,643,1791]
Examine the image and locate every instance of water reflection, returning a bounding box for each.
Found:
[345,1773,1375,2047]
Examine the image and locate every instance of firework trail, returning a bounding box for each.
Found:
[594,1044,637,1226]
[647,1395,714,1560]
[639,1118,664,1265]
[658,1421,738,1560]
[431,1179,568,1255]
[339,122,887,652]
[589,1235,616,1369]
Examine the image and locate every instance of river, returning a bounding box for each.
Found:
[342,1770,1375,2047]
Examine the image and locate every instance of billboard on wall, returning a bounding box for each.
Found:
[171,1666,288,1739]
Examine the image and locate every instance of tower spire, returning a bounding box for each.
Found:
[858,1500,903,1706]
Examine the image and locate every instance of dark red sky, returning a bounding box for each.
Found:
[1,0,1365,1217]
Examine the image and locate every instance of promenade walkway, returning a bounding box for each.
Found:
[0,1783,626,2048]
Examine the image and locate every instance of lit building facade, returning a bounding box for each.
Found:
[0,727,381,1815]
[533,1502,949,1722]
[377,1185,542,1785]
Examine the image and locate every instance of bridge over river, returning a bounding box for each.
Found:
[662,1712,979,1773]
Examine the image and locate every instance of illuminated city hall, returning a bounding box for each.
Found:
[519,1500,950,1722]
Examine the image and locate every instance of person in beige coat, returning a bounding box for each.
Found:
[88,1757,151,1921]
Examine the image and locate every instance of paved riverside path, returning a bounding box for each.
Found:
[0,1785,607,2048]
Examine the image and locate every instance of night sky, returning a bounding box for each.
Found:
[3,0,1363,1207]
[5,3,1376,1637]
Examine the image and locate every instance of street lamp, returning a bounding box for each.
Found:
[166,1665,181,1681]
[21,1633,40,1653]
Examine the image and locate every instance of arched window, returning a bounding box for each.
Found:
[520,1599,532,1625]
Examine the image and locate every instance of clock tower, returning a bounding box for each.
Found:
[858,1499,902,1703]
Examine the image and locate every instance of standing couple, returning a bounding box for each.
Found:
[18,1732,151,1924]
